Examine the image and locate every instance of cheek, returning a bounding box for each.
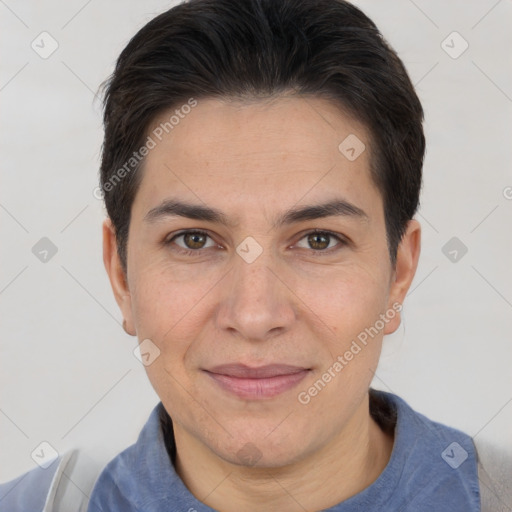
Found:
[131,268,205,414]
[129,261,227,390]
[130,259,212,334]
[323,270,390,388]
[129,271,193,370]
[296,264,390,345]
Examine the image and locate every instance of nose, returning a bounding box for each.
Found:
[214,246,297,343]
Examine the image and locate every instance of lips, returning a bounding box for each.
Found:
[206,363,308,378]
[203,364,311,399]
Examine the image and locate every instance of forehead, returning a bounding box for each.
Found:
[147,94,369,158]
[133,95,380,223]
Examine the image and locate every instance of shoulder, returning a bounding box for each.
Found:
[371,389,481,511]
[0,450,102,512]
[86,406,158,511]
[87,402,174,512]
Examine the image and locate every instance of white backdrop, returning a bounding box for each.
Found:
[1,0,511,507]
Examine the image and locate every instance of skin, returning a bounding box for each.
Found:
[103,95,421,511]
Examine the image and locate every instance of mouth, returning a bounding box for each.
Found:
[202,364,311,399]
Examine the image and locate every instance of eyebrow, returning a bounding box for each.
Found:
[143,197,368,229]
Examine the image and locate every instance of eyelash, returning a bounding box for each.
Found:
[164,229,348,257]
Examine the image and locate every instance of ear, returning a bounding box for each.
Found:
[384,219,421,335]
[102,218,136,336]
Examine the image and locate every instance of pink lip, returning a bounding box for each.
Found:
[203,364,310,399]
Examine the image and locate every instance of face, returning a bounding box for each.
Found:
[104,95,420,468]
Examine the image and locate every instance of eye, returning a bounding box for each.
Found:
[294,230,347,253]
[164,229,347,257]
[166,230,217,255]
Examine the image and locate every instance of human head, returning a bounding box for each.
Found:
[99,0,424,274]
[101,0,423,482]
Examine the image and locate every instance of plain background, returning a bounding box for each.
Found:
[1,0,511,506]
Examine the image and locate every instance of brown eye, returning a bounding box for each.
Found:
[182,231,208,249]
[167,230,215,253]
[295,230,346,252]
[307,232,330,250]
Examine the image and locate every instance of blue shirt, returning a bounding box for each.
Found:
[86,389,481,511]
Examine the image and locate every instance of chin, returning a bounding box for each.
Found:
[210,430,312,469]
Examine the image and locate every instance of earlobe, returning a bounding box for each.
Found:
[122,319,135,336]
[384,219,421,335]
[102,218,136,336]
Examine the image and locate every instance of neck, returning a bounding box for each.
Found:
[171,392,394,511]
